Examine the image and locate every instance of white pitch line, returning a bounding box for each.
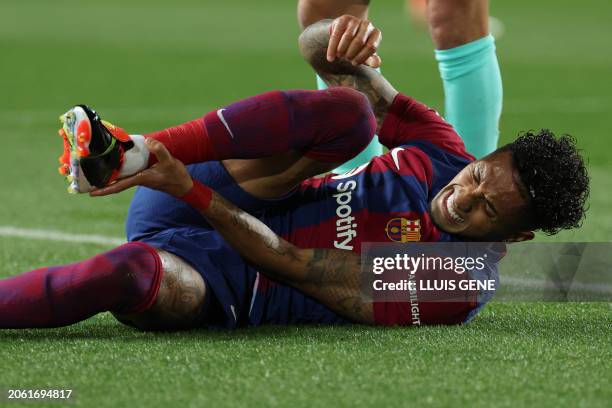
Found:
[0,226,124,246]
[1,225,610,297]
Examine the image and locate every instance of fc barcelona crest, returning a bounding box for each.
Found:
[385,218,421,242]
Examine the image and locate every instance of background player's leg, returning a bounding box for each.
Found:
[297,0,369,29]
[428,0,502,158]
[297,0,384,174]
[428,0,489,49]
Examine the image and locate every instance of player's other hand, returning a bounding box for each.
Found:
[90,139,193,198]
[327,15,382,68]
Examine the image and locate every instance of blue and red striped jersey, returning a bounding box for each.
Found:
[263,93,475,250]
[256,93,494,325]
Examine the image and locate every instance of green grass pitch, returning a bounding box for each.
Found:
[0,0,611,406]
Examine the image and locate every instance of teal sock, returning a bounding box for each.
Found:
[435,34,502,158]
[317,72,384,174]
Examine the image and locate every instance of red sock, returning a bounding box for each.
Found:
[144,118,214,167]
[144,88,375,166]
[0,242,162,329]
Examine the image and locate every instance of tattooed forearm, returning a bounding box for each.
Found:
[205,192,305,282]
[302,248,373,323]
[200,193,374,323]
[299,19,398,132]
[304,248,360,283]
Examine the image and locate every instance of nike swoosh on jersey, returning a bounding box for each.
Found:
[217,108,235,139]
[331,162,369,180]
[391,147,405,170]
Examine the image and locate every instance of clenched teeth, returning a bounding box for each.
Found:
[447,193,465,224]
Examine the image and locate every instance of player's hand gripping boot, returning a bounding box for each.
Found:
[58,105,134,193]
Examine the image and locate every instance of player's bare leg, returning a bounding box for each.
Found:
[223,153,338,199]
[427,0,489,49]
[113,250,207,331]
[297,0,368,29]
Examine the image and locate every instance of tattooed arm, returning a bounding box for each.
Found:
[202,191,373,324]
[299,16,398,132]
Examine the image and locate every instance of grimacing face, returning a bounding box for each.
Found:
[429,151,535,241]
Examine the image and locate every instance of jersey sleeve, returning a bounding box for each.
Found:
[372,265,479,326]
[378,93,474,161]
[373,300,477,326]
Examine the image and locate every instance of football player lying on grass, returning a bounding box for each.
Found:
[0,16,588,330]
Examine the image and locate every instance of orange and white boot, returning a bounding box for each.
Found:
[58,105,134,193]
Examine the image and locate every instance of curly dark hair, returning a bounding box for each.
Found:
[498,129,590,235]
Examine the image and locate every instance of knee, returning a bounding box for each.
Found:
[90,243,161,306]
[428,0,488,49]
[329,86,370,109]
[328,87,376,135]
[110,243,161,298]
[114,250,206,331]
[336,87,377,147]
[320,87,376,157]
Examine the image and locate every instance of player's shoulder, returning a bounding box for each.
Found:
[379,93,475,163]
[371,141,472,191]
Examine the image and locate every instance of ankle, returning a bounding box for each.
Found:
[118,135,150,178]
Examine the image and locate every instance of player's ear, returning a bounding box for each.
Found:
[504,230,534,243]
